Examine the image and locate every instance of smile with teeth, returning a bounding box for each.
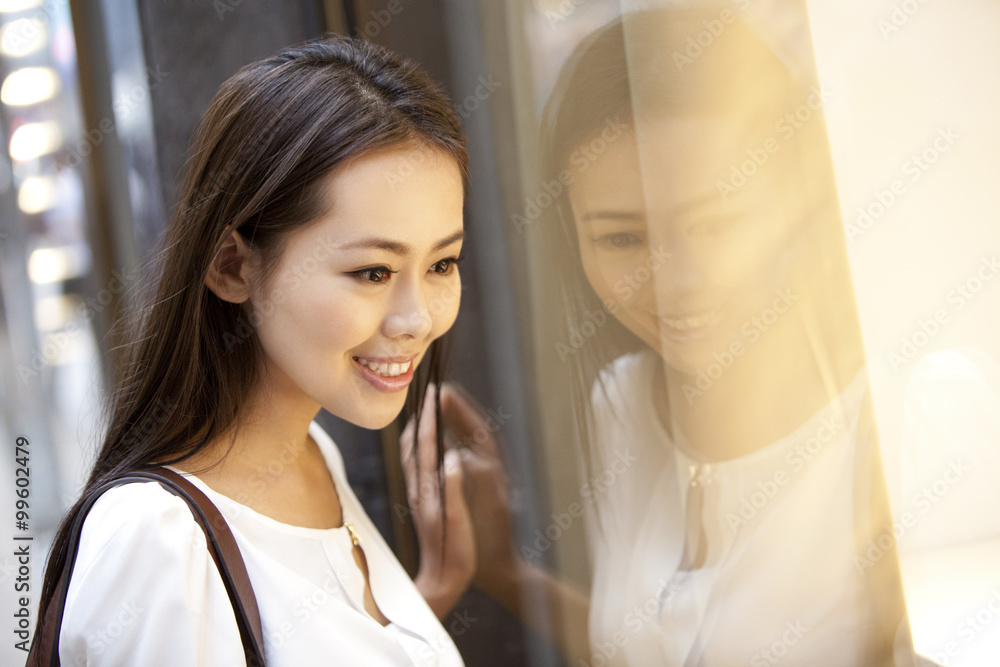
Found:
[354,357,413,377]
[660,311,723,331]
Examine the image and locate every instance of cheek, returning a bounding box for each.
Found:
[253,281,372,363]
[578,245,612,297]
[427,278,462,336]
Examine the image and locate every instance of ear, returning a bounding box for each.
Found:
[204,230,257,303]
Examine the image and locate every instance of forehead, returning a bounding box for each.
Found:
[306,144,464,241]
[567,113,793,218]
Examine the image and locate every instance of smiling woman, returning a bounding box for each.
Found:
[30,36,473,667]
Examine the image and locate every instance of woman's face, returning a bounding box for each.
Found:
[248,144,464,429]
[568,115,800,377]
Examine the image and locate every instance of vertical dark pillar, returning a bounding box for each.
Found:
[134,0,327,216]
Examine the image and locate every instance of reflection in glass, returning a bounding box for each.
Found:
[535,7,918,665]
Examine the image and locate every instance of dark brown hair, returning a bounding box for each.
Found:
[37,35,466,635]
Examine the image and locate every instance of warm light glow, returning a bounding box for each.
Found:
[0,0,44,12]
[34,294,77,331]
[1,67,60,105]
[27,246,84,283]
[17,174,57,214]
[9,121,61,161]
[0,18,46,57]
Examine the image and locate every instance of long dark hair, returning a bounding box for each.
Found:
[37,35,467,635]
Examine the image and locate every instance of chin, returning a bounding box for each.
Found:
[327,393,409,431]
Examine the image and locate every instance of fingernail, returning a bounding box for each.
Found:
[445,449,460,471]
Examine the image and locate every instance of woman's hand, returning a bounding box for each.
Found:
[401,384,476,619]
[438,385,523,600]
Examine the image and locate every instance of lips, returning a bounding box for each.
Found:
[656,309,726,341]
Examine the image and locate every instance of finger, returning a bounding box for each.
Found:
[400,416,418,499]
[440,384,501,460]
[415,382,441,510]
[443,449,471,524]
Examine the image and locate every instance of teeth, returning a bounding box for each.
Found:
[661,312,719,331]
[357,358,412,377]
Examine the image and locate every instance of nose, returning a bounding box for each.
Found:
[649,234,706,300]
[381,275,434,340]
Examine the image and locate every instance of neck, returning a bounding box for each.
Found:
[656,299,864,462]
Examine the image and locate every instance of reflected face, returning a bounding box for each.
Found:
[248,144,464,429]
[568,115,800,376]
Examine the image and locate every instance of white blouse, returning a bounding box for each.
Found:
[585,350,874,666]
[59,421,465,666]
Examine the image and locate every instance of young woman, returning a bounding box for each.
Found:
[36,37,474,666]
[438,8,928,667]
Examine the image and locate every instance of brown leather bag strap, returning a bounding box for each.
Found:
[28,469,266,667]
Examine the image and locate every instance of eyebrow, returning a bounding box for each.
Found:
[338,230,464,255]
[581,211,644,224]
[581,193,721,224]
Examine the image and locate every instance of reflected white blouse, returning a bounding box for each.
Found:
[585,350,872,666]
[59,421,464,666]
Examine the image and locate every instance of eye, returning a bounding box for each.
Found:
[350,266,397,284]
[594,232,643,249]
[430,254,464,276]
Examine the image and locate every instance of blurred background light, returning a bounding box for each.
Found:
[0,0,44,13]
[34,294,79,331]
[17,173,57,213]
[1,66,60,105]
[27,245,89,284]
[0,18,46,57]
[9,120,61,160]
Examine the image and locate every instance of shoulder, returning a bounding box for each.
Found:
[60,481,243,665]
[589,349,658,428]
[72,481,206,572]
[591,350,655,403]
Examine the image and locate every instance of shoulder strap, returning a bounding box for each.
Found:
[28,469,266,667]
